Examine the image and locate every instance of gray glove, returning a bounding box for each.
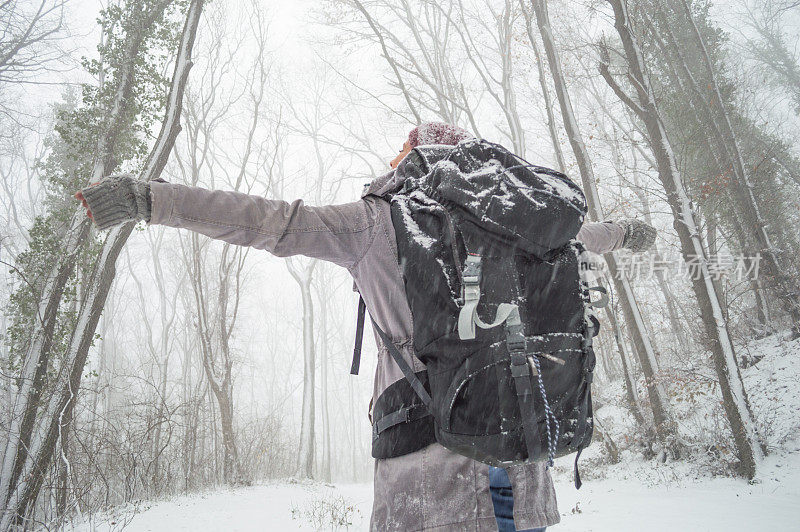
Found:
[79,173,151,230]
[617,218,656,252]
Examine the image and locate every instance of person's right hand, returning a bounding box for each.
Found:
[73,174,151,231]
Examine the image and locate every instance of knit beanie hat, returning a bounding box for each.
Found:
[407,121,474,147]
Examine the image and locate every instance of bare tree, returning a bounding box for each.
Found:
[0,0,74,129]
[742,0,800,114]
[600,0,764,478]
[343,0,481,132]
[519,5,566,172]
[285,256,318,479]
[279,70,344,479]
[0,0,71,83]
[125,228,185,495]
[527,0,680,451]
[0,1,202,526]
[0,125,47,251]
[439,0,526,154]
[171,1,273,484]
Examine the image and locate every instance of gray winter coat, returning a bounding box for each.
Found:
[148,168,624,531]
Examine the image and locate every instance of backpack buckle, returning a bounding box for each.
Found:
[587,286,609,308]
[506,322,526,351]
[460,254,482,301]
[510,353,530,378]
[582,314,600,348]
[582,332,593,349]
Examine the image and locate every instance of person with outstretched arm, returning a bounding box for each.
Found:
[75,122,654,532]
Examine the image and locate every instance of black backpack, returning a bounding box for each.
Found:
[351,139,605,488]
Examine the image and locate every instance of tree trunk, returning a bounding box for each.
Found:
[519,0,566,173]
[213,388,239,484]
[605,298,648,428]
[318,272,332,482]
[186,234,243,486]
[288,260,317,479]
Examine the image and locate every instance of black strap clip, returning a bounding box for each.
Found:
[506,322,526,352]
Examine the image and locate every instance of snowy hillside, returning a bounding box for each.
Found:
[553,450,800,531]
[69,333,800,532]
[553,330,800,531]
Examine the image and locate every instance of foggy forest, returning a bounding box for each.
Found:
[0,0,798,530]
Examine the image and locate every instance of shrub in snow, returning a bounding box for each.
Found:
[290,494,360,530]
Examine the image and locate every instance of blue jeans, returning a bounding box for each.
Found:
[489,466,546,532]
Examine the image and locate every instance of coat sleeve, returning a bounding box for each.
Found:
[576,221,625,255]
[148,181,376,270]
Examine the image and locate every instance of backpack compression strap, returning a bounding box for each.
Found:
[371,320,432,408]
[458,254,520,340]
[350,296,431,407]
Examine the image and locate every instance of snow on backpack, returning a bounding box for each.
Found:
[350,139,606,488]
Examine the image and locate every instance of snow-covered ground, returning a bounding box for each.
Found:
[69,452,800,532]
[70,481,375,532]
[71,332,800,531]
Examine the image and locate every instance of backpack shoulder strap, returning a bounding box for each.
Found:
[350,296,367,375]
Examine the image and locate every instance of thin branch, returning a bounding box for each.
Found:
[598,60,647,119]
